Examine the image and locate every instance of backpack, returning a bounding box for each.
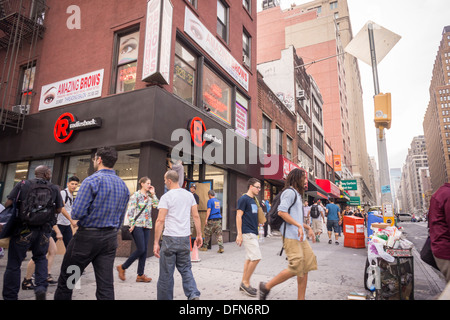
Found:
[19,180,56,227]
[310,204,320,219]
[268,187,297,231]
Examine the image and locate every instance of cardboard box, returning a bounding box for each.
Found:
[370,223,390,229]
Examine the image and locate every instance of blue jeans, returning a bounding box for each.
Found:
[157,235,200,300]
[2,229,50,300]
[122,227,150,275]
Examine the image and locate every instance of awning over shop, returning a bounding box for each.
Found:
[316,179,341,198]
[263,154,306,181]
[306,180,329,200]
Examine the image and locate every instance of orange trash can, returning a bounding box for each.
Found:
[343,215,365,248]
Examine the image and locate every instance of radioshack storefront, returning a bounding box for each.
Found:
[0,86,263,256]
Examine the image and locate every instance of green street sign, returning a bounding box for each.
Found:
[341,179,357,190]
[349,196,360,206]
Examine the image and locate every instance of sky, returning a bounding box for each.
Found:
[257,0,449,170]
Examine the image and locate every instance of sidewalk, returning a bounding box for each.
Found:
[0,232,446,300]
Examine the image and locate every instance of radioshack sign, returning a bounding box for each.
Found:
[54,112,102,143]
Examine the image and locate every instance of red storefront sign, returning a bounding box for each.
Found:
[54,112,102,143]
[316,179,341,198]
[188,117,206,147]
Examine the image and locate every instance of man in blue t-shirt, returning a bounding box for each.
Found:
[325,199,341,245]
[236,178,262,297]
[200,190,224,253]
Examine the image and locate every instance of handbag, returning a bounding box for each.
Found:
[253,196,267,225]
[420,236,440,270]
[121,203,147,241]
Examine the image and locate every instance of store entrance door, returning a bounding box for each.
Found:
[187,180,213,240]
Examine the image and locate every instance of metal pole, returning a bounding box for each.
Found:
[368,23,392,213]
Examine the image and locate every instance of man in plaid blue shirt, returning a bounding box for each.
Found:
[55,147,130,300]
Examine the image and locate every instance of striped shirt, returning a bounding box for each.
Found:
[72,169,130,229]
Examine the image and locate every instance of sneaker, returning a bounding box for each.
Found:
[259,282,270,300]
[328,240,332,244]
[335,241,339,245]
[217,248,224,253]
[239,282,257,297]
[136,274,152,283]
[22,278,35,290]
[116,265,126,281]
[47,274,57,285]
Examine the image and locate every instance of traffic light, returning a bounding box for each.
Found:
[374,92,391,129]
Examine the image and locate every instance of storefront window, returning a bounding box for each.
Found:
[115,30,139,93]
[202,66,232,125]
[235,92,248,138]
[27,159,54,180]
[173,41,197,104]
[205,165,228,229]
[115,149,140,194]
[1,162,29,204]
[67,155,92,197]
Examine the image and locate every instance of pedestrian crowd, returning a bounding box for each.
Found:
[1,146,449,300]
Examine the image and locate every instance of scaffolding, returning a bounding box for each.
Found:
[0,0,48,132]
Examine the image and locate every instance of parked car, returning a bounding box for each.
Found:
[397,213,413,222]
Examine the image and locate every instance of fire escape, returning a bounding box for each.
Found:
[0,0,48,132]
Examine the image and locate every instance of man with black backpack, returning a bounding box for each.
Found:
[2,165,64,300]
[308,198,326,242]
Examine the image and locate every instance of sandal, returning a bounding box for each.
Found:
[47,274,57,285]
[22,277,35,290]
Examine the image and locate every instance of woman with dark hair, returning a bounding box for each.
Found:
[259,168,317,300]
[117,176,159,283]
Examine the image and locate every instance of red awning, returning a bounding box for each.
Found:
[263,154,307,181]
[316,179,340,198]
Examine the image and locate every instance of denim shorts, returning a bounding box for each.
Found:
[327,220,340,233]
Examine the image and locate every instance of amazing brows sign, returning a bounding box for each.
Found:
[39,69,104,111]
[184,7,249,92]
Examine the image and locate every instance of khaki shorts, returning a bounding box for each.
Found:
[242,233,262,261]
[284,238,318,277]
[312,219,323,234]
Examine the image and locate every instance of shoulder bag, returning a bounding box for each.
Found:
[121,203,147,241]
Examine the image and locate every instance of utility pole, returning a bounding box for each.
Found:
[368,23,394,225]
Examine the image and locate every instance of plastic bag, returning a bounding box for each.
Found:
[368,241,395,264]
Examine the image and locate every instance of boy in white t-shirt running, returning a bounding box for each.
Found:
[153,170,203,300]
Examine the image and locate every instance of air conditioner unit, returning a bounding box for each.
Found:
[243,55,250,66]
[296,89,306,100]
[12,105,30,115]
[297,124,307,133]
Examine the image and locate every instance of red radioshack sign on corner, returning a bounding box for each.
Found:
[188,117,206,147]
[54,112,102,143]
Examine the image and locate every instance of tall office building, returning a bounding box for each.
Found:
[423,26,450,192]
[400,136,430,216]
[258,0,373,204]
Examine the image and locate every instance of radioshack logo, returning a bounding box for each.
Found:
[54,112,102,143]
[189,117,206,147]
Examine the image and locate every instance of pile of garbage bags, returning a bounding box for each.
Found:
[368,224,413,264]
